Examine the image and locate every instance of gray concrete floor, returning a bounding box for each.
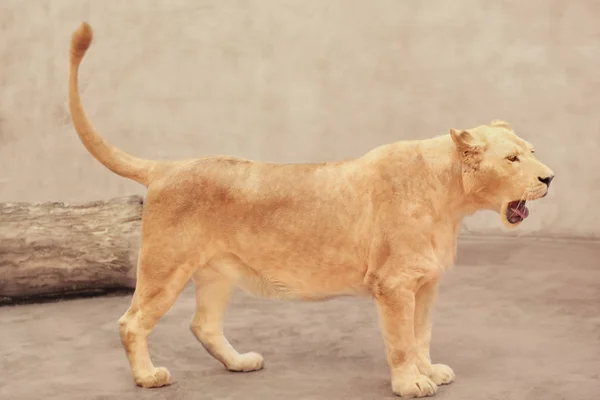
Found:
[1,237,599,400]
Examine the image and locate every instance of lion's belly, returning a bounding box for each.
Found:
[219,235,371,300]
[236,265,370,300]
[214,203,372,299]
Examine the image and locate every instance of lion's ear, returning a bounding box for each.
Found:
[450,128,484,169]
[490,119,513,130]
[450,128,482,153]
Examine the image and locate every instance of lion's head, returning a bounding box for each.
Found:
[450,120,555,228]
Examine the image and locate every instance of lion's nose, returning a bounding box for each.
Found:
[538,175,554,187]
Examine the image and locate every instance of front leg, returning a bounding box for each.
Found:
[373,282,437,398]
[414,280,455,386]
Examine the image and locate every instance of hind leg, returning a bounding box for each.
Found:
[190,267,264,372]
[118,247,196,388]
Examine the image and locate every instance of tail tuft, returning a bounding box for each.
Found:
[71,22,93,62]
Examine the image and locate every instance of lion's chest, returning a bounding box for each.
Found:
[430,224,459,270]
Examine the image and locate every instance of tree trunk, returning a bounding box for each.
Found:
[0,195,143,304]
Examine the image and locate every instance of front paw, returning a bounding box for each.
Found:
[427,364,455,386]
[417,359,455,386]
[392,373,437,398]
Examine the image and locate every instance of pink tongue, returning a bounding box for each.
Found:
[513,205,529,219]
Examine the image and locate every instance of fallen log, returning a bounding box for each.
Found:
[0,195,143,304]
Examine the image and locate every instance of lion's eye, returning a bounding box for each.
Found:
[507,155,519,162]
[531,149,535,154]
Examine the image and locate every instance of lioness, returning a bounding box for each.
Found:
[68,22,554,398]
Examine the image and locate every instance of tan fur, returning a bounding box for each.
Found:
[68,22,555,398]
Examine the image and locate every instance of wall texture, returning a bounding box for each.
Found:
[0,0,598,239]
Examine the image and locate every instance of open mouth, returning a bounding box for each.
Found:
[506,200,529,224]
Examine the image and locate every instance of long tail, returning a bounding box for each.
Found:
[69,22,155,186]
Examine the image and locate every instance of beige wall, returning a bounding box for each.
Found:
[1,0,598,239]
